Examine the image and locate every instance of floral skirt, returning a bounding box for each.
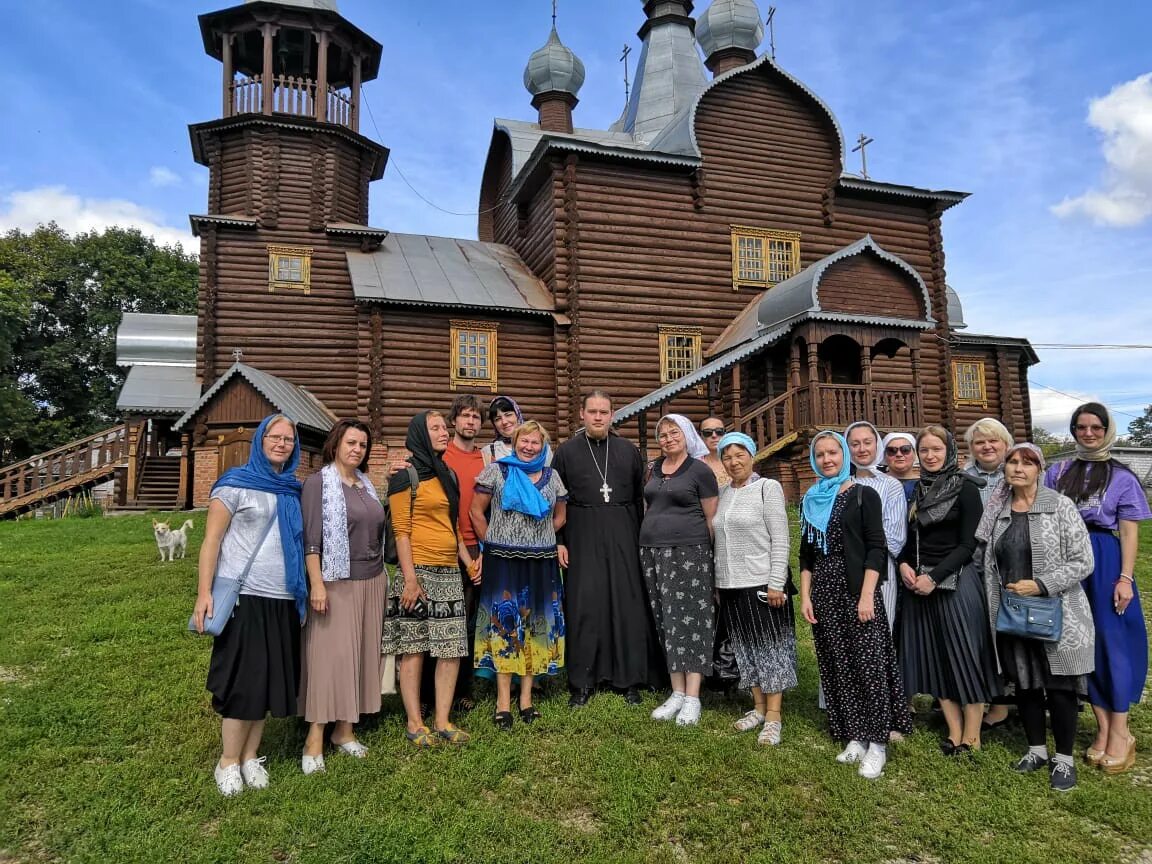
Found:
[641,544,715,676]
[474,552,565,678]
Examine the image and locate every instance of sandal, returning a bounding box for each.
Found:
[405,725,436,748]
[334,739,368,759]
[1084,745,1106,766]
[435,724,471,745]
[519,706,542,725]
[1100,735,1136,775]
[493,711,514,731]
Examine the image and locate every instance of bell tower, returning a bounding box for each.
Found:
[188,0,389,415]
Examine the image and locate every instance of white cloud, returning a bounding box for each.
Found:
[0,185,194,250]
[148,166,181,187]
[1052,72,1152,227]
[1028,387,1095,435]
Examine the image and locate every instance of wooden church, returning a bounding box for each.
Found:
[114,0,1037,506]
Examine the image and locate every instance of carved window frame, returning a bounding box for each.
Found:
[952,357,988,407]
[730,226,801,291]
[267,245,313,294]
[659,324,703,386]
[450,320,499,392]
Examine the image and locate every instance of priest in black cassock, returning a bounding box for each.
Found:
[553,391,663,706]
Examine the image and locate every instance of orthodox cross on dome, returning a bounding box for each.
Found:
[620,44,632,108]
[232,348,244,363]
[552,0,557,28]
[852,132,875,180]
[766,6,777,60]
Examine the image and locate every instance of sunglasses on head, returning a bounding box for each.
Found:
[885,444,914,456]
[701,428,726,437]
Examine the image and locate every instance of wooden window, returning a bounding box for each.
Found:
[450,320,498,392]
[952,357,988,407]
[731,226,801,290]
[659,325,702,385]
[267,245,313,294]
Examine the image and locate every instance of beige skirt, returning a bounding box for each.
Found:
[298,574,386,724]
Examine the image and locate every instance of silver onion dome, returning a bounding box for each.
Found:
[523,27,586,97]
[696,0,765,59]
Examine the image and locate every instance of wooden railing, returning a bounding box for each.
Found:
[0,425,128,517]
[738,386,920,455]
[229,75,356,130]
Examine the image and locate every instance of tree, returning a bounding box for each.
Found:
[0,224,198,463]
[1128,405,1152,447]
[1031,426,1074,461]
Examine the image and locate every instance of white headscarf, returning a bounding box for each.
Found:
[844,421,884,473]
[880,431,917,468]
[658,413,709,459]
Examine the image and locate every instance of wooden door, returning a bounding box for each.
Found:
[217,428,252,474]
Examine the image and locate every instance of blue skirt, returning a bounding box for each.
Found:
[1084,531,1147,712]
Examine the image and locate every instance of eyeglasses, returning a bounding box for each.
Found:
[266,435,296,446]
[1074,424,1105,434]
[701,428,726,437]
[885,445,914,456]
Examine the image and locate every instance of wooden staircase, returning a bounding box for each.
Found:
[0,426,129,518]
[122,456,182,511]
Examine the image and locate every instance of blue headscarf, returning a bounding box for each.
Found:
[715,431,763,482]
[212,414,307,621]
[497,444,552,519]
[801,430,852,553]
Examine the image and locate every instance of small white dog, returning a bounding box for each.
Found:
[154,519,194,562]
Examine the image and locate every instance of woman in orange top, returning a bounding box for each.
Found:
[382,411,473,746]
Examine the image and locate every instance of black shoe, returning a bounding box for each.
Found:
[493,711,514,731]
[568,688,593,708]
[519,705,542,724]
[940,738,959,756]
[1049,760,1077,792]
[1014,752,1049,773]
[623,686,642,706]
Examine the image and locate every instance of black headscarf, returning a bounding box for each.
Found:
[911,427,983,526]
[389,411,460,530]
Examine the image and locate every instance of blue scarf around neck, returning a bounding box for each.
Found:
[801,430,852,554]
[496,445,552,519]
[212,414,308,621]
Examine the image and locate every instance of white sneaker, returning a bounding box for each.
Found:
[240,756,270,789]
[301,753,327,775]
[214,762,244,797]
[651,693,685,721]
[757,720,782,746]
[835,741,866,764]
[675,698,702,726]
[859,746,887,779]
[733,710,765,733]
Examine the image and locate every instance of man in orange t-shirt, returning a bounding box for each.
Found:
[442,394,486,707]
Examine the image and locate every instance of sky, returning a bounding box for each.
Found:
[2,0,1150,435]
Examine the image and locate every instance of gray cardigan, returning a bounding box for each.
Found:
[977,485,1095,677]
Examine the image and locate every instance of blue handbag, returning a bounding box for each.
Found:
[996,591,1063,643]
[188,514,277,637]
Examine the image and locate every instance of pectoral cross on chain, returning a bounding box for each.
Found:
[600,481,613,504]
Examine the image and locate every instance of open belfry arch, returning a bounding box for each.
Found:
[105,0,1036,507]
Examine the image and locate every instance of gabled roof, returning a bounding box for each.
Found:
[709,235,936,357]
[173,363,336,433]
[116,365,201,415]
[346,233,554,315]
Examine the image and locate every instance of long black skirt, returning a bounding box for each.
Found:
[898,564,1001,704]
[207,594,301,721]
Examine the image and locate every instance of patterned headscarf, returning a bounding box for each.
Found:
[1071,402,1117,463]
[801,430,852,553]
[912,427,984,527]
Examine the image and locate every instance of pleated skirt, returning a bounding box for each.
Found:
[207,594,301,721]
[299,574,387,724]
[717,586,798,693]
[898,564,1001,704]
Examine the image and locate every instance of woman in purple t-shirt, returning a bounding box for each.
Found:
[1045,402,1150,775]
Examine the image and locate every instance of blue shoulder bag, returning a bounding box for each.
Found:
[188,513,278,637]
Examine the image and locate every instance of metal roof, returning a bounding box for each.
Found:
[946,284,967,329]
[326,222,389,238]
[116,365,201,415]
[245,0,338,9]
[495,118,644,183]
[524,27,586,97]
[116,313,197,367]
[346,233,554,314]
[173,363,336,433]
[708,235,935,356]
[952,332,1040,365]
[838,177,969,209]
[696,0,765,59]
[610,10,709,144]
[190,214,258,237]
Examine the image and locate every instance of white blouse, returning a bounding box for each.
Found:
[713,477,790,591]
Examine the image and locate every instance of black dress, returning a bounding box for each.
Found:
[994,512,1084,694]
[807,491,912,745]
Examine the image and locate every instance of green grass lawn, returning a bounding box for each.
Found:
[0,513,1149,864]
